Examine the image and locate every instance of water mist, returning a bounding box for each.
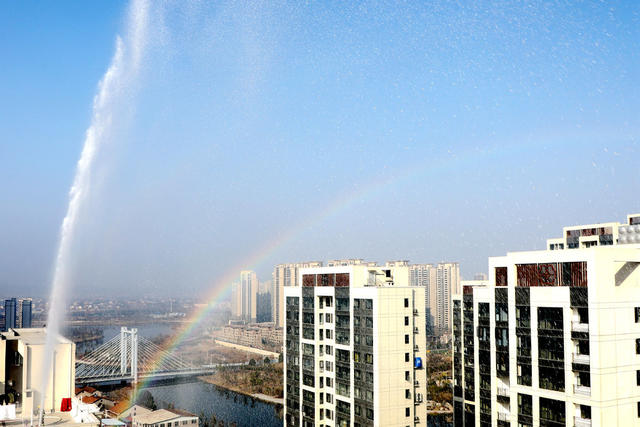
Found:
[39,0,150,419]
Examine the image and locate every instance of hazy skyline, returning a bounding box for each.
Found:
[1,1,639,297]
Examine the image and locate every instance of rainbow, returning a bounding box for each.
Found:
[126,135,588,402]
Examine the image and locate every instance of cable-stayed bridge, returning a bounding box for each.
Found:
[75,327,221,385]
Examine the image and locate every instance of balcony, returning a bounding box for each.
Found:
[574,384,591,396]
[574,416,592,427]
[572,321,589,333]
[497,412,510,422]
[414,416,421,424]
[414,309,419,316]
[573,353,590,365]
[414,380,419,387]
[414,344,419,352]
[496,386,509,397]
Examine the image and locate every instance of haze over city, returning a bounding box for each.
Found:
[1,1,638,299]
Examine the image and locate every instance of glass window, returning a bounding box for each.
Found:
[404,298,409,308]
[636,307,640,323]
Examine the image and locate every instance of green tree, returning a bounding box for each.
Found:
[263,356,270,365]
[248,358,256,366]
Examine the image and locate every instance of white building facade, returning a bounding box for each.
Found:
[284,265,428,427]
[453,214,640,427]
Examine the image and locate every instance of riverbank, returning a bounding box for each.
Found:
[199,376,284,405]
[199,363,283,405]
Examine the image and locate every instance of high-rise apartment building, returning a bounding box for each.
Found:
[272,262,323,328]
[284,264,428,427]
[402,262,460,336]
[231,271,259,323]
[3,298,17,331]
[452,213,640,427]
[17,298,32,328]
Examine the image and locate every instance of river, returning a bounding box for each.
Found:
[143,380,452,427]
[145,380,282,427]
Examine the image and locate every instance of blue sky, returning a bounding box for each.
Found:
[1,1,639,296]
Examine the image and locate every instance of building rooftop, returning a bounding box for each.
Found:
[134,409,182,425]
[0,327,72,345]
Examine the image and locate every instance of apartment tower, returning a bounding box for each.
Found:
[272,262,323,328]
[403,262,460,336]
[231,270,259,323]
[284,264,428,427]
[452,213,640,427]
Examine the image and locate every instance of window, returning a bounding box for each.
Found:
[637,370,640,386]
[405,408,410,417]
[636,307,640,323]
[405,334,409,344]
[405,352,410,362]
[366,408,373,420]
[405,389,411,399]
[405,371,410,381]
[365,353,373,364]
[404,298,409,308]
[404,316,409,326]
[636,339,640,355]
[637,402,640,417]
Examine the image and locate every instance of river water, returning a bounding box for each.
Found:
[144,380,452,427]
[146,380,282,427]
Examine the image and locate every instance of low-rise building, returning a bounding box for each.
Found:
[131,408,198,427]
[215,323,283,350]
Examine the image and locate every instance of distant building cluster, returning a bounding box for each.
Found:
[1,297,32,331]
[215,323,283,350]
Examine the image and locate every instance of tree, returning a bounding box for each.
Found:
[248,358,256,366]
[263,356,270,365]
[135,390,156,410]
[278,353,283,363]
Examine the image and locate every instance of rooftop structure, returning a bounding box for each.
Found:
[547,213,640,250]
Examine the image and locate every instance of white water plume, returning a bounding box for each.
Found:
[40,0,150,414]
